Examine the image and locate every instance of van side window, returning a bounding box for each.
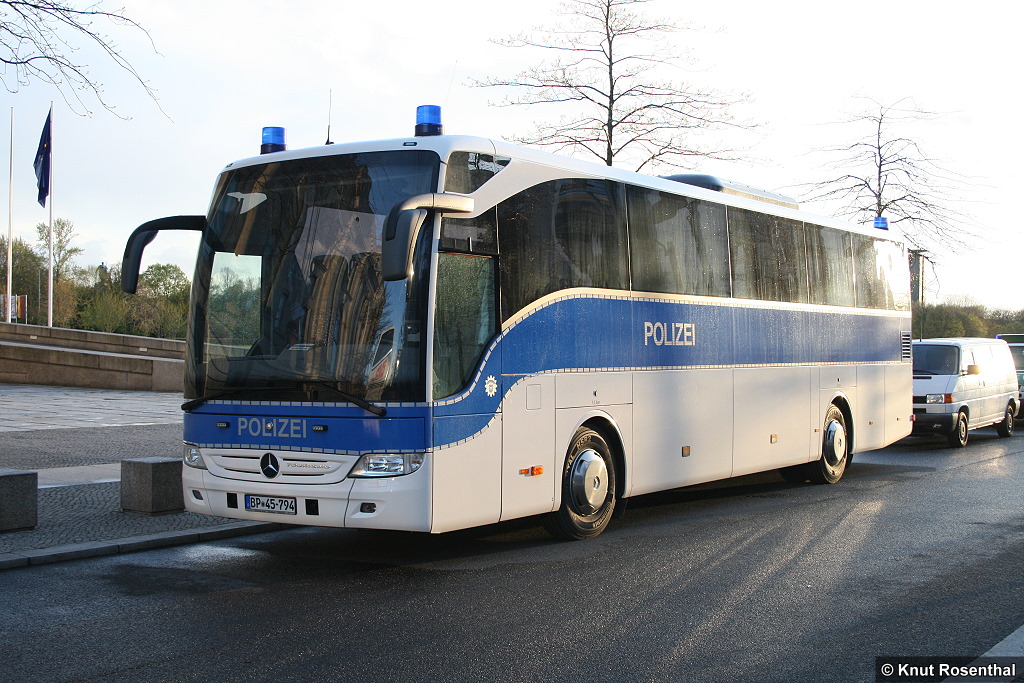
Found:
[961,348,977,374]
[972,345,993,371]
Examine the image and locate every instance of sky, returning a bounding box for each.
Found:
[3,0,1022,310]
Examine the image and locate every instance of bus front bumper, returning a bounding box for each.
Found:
[181,464,432,532]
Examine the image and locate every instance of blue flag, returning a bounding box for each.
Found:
[33,108,52,208]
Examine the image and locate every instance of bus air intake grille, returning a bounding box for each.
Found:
[901,332,913,361]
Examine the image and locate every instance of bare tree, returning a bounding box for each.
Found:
[802,98,973,252]
[476,0,744,172]
[1,0,158,116]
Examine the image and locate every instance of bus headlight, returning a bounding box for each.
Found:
[926,394,952,404]
[349,453,424,477]
[183,443,207,469]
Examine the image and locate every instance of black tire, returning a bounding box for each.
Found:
[947,410,969,448]
[996,403,1015,438]
[544,426,617,540]
[808,404,849,485]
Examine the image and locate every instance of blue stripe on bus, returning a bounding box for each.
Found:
[186,295,907,453]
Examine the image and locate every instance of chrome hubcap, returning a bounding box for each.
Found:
[823,419,846,469]
[569,449,609,515]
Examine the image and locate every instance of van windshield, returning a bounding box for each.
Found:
[912,344,959,375]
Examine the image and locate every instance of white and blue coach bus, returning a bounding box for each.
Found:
[122,107,913,540]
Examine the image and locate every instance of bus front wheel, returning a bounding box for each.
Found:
[809,404,848,485]
[544,426,617,540]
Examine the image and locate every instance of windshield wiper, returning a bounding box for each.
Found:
[181,386,283,411]
[183,382,387,417]
[308,381,387,417]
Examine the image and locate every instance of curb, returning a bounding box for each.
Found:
[0,521,286,570]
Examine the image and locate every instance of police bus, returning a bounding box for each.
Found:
[122,106,913,540]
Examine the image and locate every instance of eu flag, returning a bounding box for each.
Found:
[33,108,52,208]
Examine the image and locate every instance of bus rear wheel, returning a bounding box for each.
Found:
[808,404,848,484]
[544,426,617,540]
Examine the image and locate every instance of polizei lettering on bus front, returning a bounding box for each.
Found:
[237,417,308,439]
[643,322,696,347]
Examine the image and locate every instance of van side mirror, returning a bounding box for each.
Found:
[122,215,206,293]
[381,193,474,281]
[967,364,982,375]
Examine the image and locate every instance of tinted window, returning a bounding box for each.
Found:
[445,152,510,194]
[806,224,856,306]
[440,208,498,255]
[854,234,911,310]
[433,253,497,399]
[498,179,627,320]
[627,186,730,297]
[728,208,808,303]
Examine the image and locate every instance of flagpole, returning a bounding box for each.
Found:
[47,103,53,328]
[6,107,12,325]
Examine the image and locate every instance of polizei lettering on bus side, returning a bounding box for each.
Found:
[237,417,308,439]
[643,322,696,346]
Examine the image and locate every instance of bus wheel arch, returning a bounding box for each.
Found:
[544,418,623,540]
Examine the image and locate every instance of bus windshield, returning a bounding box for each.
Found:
[187,150,439,403]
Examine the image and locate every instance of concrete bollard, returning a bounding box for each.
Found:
[0,469,38,532]
[120,457,184,514]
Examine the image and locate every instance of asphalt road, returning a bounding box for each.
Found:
[2,430,1023,682]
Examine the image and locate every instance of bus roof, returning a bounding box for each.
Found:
[223,133,901,242]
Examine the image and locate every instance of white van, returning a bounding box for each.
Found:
[995,333,1024,418]
[912,338,1018,447]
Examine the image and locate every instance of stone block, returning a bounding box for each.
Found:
[120,458,184,514]
[0,469,38,532]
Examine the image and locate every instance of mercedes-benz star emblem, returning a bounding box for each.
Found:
[260,453,280,479]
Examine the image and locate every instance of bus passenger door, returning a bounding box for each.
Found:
[501,375,556,520]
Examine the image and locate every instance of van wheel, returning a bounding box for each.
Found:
[947,411,969,447]
[809,405,848,484]
[996,403,1015,438]
[544,426,617,540]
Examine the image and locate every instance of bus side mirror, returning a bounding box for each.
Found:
[381,193,475,281]
[382,209,428,281]
[122,215,206,293]
[967,364,982,376]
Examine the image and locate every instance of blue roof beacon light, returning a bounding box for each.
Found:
[414,105,443,137]
[874,216,889,230]
[261,126,286,154]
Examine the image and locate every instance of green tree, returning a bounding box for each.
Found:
[78,289,130,333]
[139,263,190,303]
[35,217,83,284]
[0,235,46,323]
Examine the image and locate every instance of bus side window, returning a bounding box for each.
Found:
[806,224,856,307]
[433,252,497,399]
[729,207,809,303]
[497,178,626,320]
[626,186,729,297]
